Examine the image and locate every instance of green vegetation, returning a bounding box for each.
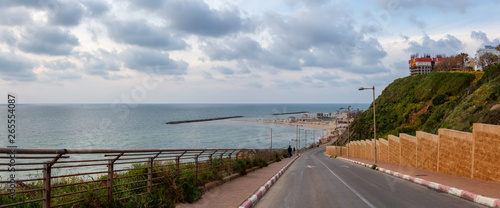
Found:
[349,64,500,141]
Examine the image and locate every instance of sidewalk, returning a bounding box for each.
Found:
[341,157,500,199]
[176,156,296,208]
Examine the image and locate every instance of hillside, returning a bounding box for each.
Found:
[347,63,500,142]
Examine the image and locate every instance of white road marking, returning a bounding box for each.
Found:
[318,160,377,208]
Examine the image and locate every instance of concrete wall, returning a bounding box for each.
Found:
[438,128,473,178]
[367,139,374,160]
[473,123,500,183]
[388,135,401,164]
[416,131,438,172]
[325,123,500,183]
[378,139,389,162]
[400,134,417,168]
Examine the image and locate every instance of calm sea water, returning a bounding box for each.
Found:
[1,104,368,150]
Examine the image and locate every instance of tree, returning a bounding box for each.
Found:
[496,44,500,52]
[434,56,460,72]
[478,52,500,71]
[457,53,469,71]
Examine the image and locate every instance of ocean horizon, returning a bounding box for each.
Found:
[1,103,369,150]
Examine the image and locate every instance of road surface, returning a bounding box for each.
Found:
[256,147,483,208]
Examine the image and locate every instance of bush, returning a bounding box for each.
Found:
[180,180,203,203]
[274,152,282,162]
[252,158,268,168]
[232,159,250,175]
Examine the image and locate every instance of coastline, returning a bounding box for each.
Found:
[234,119,344,144]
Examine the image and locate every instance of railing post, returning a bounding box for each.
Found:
[209,152,214,170]
[148,157,153,193]
[219,153,223,172]
[175,156,180,178]
[228,153,232,174]
[107,160,114,205]
[194,156,199,181]
[43,163,51,208]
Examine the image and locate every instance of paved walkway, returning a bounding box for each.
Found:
[342,157,500,199]
[176,156,296,208]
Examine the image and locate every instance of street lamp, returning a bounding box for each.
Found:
[359,86,377,163]
[340,106,351,158]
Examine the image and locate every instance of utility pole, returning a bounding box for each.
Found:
[270,128,272,151]
[296,125,298,155]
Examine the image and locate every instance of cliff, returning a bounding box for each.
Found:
[348,63,500,141]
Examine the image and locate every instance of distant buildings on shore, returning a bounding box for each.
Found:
[475,45,500,71]
[408,54,447,76]
[408,45,500,75]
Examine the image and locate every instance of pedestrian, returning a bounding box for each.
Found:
[293,147,296,155]
[287,145,292,157]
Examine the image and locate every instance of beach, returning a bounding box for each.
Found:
[235,116,350,145]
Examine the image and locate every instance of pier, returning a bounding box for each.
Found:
[271,111,309,115]
[166,116,244,124]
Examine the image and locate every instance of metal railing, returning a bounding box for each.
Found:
[0,147,284,208]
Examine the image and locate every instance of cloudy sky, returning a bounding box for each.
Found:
[1,0,499,104]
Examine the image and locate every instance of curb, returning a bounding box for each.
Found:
[238,156,299,208]
[337,157,500,208]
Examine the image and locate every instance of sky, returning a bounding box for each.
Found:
[1,0,500,104]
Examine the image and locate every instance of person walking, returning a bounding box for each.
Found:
[293,147,296,155]
[287,145,292,157]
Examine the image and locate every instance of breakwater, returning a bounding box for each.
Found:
[166,116,244,124]
[271,111,309,115]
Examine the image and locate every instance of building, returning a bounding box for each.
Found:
[475,45,500,71]
[408,54,447,75]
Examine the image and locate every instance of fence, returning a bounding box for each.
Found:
[326,123,500,183]
[0,147,284,208]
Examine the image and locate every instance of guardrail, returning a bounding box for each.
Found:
[0,148,285,208]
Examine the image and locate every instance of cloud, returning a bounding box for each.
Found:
[18,26,79,55]
[128,0,255,37]
[0,28,17,46]
[471,31,500,46]
[0,7,31,26]
[301,76,313,83]
[405,34,464,55]
[82,0,109,17]
[311,71,336,82]
[213,66,234,75]
[248,82,263,88]
[48,1,85,26]
[105,18,187,50]
[274,80,302,89]
[375,0,472,13]
[43,59,77,71]
[78,49,121,79]
[0,50,37,81]
[408,13,425,28]
[120,47,188,75]
[201,71,213,79]
[202,5,387,74]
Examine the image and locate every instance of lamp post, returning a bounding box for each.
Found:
[359,86,377,163]
[340,106,351,158]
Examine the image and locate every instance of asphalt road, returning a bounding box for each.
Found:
[256,147,484,208]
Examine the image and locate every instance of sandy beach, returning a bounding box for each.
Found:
[235,118,348,145]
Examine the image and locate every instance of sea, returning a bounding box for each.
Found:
[1,104,369,150]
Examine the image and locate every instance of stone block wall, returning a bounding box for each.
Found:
[389,135,401,164]
[400,134,417,168]
[438,128,473,178]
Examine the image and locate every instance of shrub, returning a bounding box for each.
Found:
[180,180,203,203]
[274,152,282,162]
